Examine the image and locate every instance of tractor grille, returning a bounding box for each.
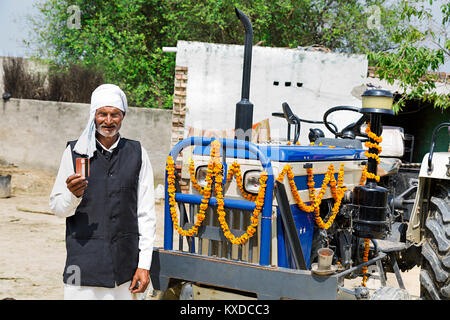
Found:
[177,204,261,264]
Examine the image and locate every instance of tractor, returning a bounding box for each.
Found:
[149,8,450,300]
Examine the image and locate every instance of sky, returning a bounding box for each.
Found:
[0,0,449,72]
[0,0,38,58]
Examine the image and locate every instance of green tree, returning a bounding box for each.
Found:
[369,0,449,112]
[164,0,404,53]
[27,0,406,109]
[27,0,174,109]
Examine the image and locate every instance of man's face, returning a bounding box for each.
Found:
[95,106,124,138]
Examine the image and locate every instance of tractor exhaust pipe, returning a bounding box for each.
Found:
[234,8,254,142]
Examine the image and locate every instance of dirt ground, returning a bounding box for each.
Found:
[0,164,421,300]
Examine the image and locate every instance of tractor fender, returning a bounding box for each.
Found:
[419,153,450,180]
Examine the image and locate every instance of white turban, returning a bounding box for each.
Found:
[73,84,128,158]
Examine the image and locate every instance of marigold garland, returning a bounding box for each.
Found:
[312,164,347,229]
[189,158,205,194]
[361,238,370,287]
[366,123,383,143]
[215,160,268,245]
[226,162,257,201]
[170,140,268,245]
[277,164,313,213]
[167,155,211,237]
[359,165,368,185]
[167,140,221,237]
[276,163,347,229]
[363,123,382,182]
[170,157,214,236]
[360,122,383,286]
[358,164,372,286]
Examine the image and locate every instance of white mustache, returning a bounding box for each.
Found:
[99,123,117,129]
[97,123,119,137]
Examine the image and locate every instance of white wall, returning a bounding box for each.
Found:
[175,41,368,145]
[0,98,172,182]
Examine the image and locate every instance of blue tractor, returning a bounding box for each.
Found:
[149,8,449,300]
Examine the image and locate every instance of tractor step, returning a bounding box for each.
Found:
[373,239,407,253]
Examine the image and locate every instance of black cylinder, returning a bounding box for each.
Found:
[235,8,253,101]
[234,99,254,142]
[234,8,254,141]
[352,183,388,239]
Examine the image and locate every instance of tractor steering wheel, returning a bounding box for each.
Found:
[323,106,369,139]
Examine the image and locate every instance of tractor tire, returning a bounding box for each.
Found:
[420,183,450,300]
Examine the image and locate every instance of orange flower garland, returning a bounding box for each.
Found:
[167,140,221,237]
[360,123,383,286]
[361,238,371,287]
[167,155,211,237]
[215,160,268,245]
[365,123,383,143]
[311,164,347,229]
[226,162,257,201]
[277,164,315,213]
[359,165,368,185]
[364,123,382,168]
[189,158,205,194]
[172,140,268,245]
[276,163,347,229]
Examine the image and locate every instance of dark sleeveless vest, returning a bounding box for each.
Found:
[63,138,142,288]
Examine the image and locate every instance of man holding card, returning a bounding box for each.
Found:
[49,84,156,300]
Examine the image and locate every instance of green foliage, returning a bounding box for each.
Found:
[28,0,435,110]
[27,0,175,109]
[369,0,449,112]
[164,0,402,53]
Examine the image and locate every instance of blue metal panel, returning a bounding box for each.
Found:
[193,144,364,162]
[174,193,257,211]
[277,204,315,268]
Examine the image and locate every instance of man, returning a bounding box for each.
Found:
[49,84,156,300]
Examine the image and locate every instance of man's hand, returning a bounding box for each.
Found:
[129,268,150,293]
[66,173,88,197]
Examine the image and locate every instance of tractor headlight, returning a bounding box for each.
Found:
[195,165,208,188]
[244,170,262,194]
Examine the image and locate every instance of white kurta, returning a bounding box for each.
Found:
[49,136,156,300]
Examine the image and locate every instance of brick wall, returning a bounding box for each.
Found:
[171,66,188,148]
[171,66,190,192]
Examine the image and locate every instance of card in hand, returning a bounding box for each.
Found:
[76,157,90,178]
